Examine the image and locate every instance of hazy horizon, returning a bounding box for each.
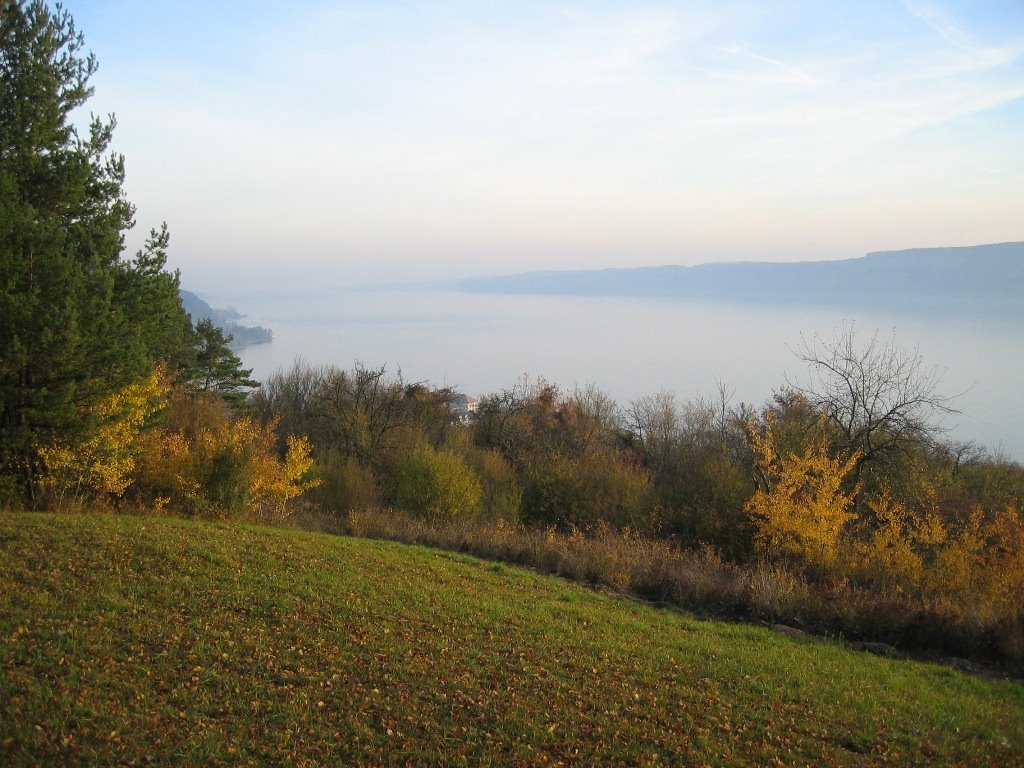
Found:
[65,0,1023,293]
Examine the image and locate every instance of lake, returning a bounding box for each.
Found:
[201,288,1024,460]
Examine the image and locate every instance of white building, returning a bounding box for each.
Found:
[452,393,479,420]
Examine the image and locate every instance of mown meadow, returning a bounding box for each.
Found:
[2,511,1021,766]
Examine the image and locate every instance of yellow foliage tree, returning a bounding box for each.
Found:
[39,367,169,508]
[979,506,1024,621]
[133,412,319,520]
[926,509,987,607]
[745,413,860,573]
[134,427,198,505]
[850,490,947,594]
[745,413,1024,629]
[250,432,319,520]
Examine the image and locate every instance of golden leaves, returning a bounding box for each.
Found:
[135,415,319,520]
[745,414,860,572]
[38,367,170,504]
[746,413,1024,626]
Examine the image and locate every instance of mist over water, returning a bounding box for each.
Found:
[207,289,1024,460]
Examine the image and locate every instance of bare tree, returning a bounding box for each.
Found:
[474,375,560,462]
[316,363,409,460]
[788,323,958,477]
[685,379,740,453]
[626,391,683,471]
[565,384,621,454]
[252,359,328,445]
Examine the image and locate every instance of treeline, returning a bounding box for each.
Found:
[251,350,1023,540]
[247,350,1023,663]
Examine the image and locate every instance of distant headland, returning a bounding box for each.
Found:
[179,289,273,348]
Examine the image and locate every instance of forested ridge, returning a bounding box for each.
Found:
[449,241,1024,315]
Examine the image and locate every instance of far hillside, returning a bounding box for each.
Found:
[448,241,1024,315]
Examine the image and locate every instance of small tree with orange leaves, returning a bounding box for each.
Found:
[134,409,319,521]
[250,431,319,521]
[745,413,860,574]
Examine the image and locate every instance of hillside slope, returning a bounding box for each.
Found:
[1,512,1021,766]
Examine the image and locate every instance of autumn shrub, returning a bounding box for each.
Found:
[473,377,562,466]
[651,543,744,609]
[250,432,318,520]
[848,491,936,594]
[520,456,579,530]
[558,524,748,603]
[573,522,636,589]
[26,372,323,523]
[745,414,860,575]
[133,427,196,508]
[736,403,1024,661]
[982,535,1024,636]
[746,561,810,621]
[200,439,255,516]
[133,413,318,521]
[920,505,1024,627]
[390,445,482,522]
[981,506,1024,619]
[38,367,169,509]
[461,445,522,522]
[954,453,1024,512]
[521,451,655,532]
[658,448,753,560]
[841,487,1003,622]
[191,418,267,516]
[312,450,381,516]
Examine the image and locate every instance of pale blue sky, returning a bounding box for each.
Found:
[68,1,1024,290]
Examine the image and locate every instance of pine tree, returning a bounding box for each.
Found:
[189,319,260,407]
[0,1,190,503]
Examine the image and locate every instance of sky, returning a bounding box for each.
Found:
[67,0,1024,292]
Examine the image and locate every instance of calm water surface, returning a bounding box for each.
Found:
[203,289,1023,460]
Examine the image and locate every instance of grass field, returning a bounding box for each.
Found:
[2,511,1022,766]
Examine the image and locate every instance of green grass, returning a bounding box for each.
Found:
[2,511,1022,766]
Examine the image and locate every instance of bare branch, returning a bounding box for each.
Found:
[786,322,958,471]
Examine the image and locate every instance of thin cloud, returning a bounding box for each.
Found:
[902,0,976,49]
[707,46,823,86]
[901,0,1024,74]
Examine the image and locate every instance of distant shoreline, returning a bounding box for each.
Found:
[179,289,274,349]
[434,242,1023,317]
